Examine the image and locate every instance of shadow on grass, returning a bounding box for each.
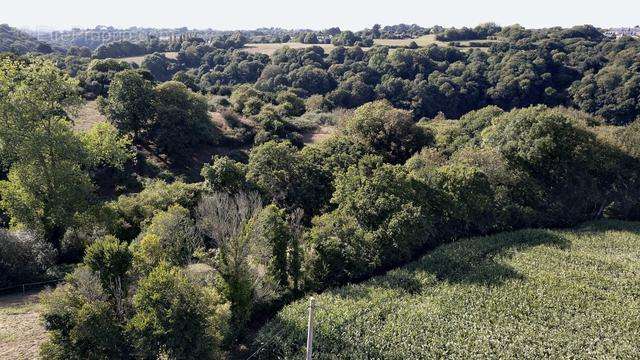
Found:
[419,228,571,285]
[353,228,573,298]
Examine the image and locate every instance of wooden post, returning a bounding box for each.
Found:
[306,297,315,360]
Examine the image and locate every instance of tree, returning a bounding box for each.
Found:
[428,164,496,236]
[83,236,132,316]
[246,141,299,205]
[196,192,262,331]
[276,90,306,116]
[80,122,134,171]
[252,204,292,288]
[150,81,216,156]
[343,100,429,163]
[201,155,247,193]
[136,205,203,267]
[307,156,432,287]
[482,106,606,225]
[0,58,92,248]
[101,69,155,141]
[129,264,224,359]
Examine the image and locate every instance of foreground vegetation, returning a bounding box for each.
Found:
[256,220,640,359]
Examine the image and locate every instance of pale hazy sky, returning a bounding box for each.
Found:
[3,0,639,31]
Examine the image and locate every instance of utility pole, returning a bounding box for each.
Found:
[306,297,315,360]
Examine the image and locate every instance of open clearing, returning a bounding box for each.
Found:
[117,51,178,65]
[71,100,106,131]
[0,291,46,360]
[256,220,640,359]
[243,35,498,55]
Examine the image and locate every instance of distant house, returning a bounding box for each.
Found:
[604,26,640,38]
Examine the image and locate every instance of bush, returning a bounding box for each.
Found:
[135,205,203,268]
[128,264,227,359]
[40,267,129,360]
[201,155,248,193]
[0,229,56,288]
[108,180,203,241]
[306,156,432,288]
[84,235,133,304]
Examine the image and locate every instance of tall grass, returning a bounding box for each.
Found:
[254,220,640,359]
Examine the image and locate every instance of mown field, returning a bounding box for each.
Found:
[0,292,45,360]
[255,220,640,359]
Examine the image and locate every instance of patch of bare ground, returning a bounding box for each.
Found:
[302,125,337,144]
[0,291,46,360]
[71,100,106,131]
[117,51,179,65]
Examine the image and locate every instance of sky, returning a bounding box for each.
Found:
[3,0,639,31]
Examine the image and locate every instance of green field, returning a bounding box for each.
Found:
[255,220,640,359]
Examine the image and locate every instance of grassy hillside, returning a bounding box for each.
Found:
[254,220,640,359]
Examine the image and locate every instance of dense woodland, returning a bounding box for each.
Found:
[0,22,639,359]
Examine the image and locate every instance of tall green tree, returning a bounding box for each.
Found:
[0,58,91,248]
[101,69,155,141]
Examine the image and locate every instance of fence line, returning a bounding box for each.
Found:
[0,278,63,295]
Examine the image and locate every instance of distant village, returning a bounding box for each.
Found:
[604,26,640,38]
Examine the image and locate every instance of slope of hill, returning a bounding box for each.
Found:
[255,220,640,359]
[0,24,52,55]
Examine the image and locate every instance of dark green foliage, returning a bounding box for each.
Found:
[40,267,130,360]
[306,156,432,287]
[0,229,56,288]
[108,180,203,241]
[101,69,155,140]
[201,155,248,193]
[247,141,331,214]
[344,100,429,163]
[427,164,496,236]
[570,49,640,124]
[483,106,605,225]
[0,24,53,55]
[84,235,133,300]
[253,205,296,289]
[77,58,133,98]
[136,205,203,267]
[41,300,129,360]
[150,81,217,156]
[93,40,146,59]
[436,23,501,41]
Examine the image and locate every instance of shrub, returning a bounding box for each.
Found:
[108,180,203,241]
[128,264,226,359]
[135,205,203,268]
[0,229,56,288]
[83,236,132,306]
[201,155,248,193]
[40,267,129,360]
